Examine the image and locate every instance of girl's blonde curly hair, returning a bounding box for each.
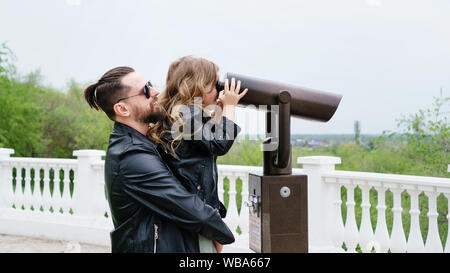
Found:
[147,55,219,156]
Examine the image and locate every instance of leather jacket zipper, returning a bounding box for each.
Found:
[154,224,159,253]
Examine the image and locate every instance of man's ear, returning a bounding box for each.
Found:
[113,103,131,118]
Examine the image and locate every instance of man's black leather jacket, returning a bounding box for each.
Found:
[105,122,235,253]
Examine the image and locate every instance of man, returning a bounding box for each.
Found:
[83,66,234,253]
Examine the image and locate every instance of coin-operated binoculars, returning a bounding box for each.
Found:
[217,73,342,253]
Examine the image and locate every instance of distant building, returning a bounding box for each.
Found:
[305,140,329,147]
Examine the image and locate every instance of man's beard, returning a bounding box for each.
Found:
[141,111,165,124]
[133,103,165,124]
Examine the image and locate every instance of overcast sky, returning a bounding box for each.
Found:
[1,0,449,135]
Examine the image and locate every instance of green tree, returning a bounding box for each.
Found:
[0,44,45,155]
[0,43,113,157]
[383,91,449,177]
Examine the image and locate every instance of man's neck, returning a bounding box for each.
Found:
[118,119,148,136]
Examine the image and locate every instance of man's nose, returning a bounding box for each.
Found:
[150,87,159,98]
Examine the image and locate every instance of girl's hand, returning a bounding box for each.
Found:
[217,77,248,106]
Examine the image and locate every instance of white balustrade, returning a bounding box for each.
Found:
[313,163,450,253]
[0,148,110,246]
[215,165,262,248]
[0,147,449,253]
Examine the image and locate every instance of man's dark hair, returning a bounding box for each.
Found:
[84,66,135,121]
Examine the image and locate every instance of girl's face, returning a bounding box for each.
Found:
[202,79,219,106]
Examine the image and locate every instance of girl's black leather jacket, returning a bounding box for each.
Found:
[158,105,241,219]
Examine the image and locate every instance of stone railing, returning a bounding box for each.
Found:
[298,156,450,253]
[0,149,111,245]
[0,148,449,252]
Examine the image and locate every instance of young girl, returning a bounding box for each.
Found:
[148,56,247,253]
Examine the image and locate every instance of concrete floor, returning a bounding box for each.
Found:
[0,234,110,253]
[0,234,253,253]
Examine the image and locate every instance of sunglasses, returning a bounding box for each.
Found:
[116,81,152,103]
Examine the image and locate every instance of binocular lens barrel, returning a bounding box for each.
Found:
[217,72,342,122]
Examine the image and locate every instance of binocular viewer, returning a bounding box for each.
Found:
[217,72,342,253]
[217,72,342,175]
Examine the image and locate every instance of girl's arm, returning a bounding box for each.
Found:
[178,79,247,156]
[183,105,240,156]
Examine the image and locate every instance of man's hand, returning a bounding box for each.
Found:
[213,240,223,253]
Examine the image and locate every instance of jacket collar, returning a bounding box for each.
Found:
[113,122,149,145]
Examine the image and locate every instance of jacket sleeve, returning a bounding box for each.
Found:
[120,147,235,244]
[187,105,241,156]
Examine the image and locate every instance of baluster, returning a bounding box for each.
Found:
[373,184,390,252]
[69,168,77,215]
[226,174,239,235]
[217,172,225,204]
[358,183,374,252]
[389,185,407,252]
[95,166,108,220]
[53,168,63,214]
[31,167,43,213]
[333,184,345,252]
[13,166,24,210]
[61,166,72,214]
[406,186,425,252]
[423,189,443,252]
[11,166,19,210]
[238,173,250,242]
[104,186,112,220]
[98,168,109,218]
[23,166,33,211]
[444,193,450,253]
[5,163,15,211]
[343,183,359,252]
[41,167,52,214]
[103,179,111,220]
